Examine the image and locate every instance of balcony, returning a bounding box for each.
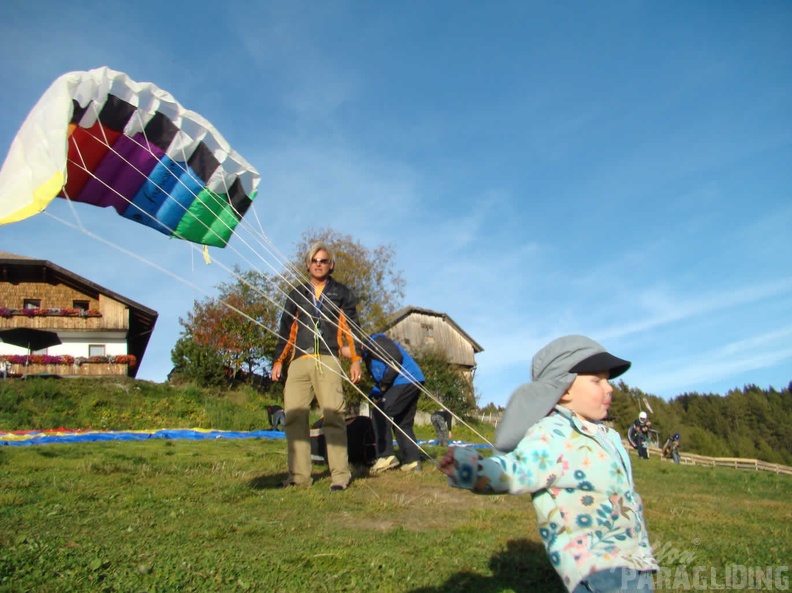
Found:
[0,307,113,332]
[2,354,137,378]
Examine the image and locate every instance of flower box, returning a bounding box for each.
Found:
[1,354,136,368]
[0,307,102,319]
[3,360,133,378]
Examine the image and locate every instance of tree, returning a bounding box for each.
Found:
[414,348,476,417]
[170,335,228,387]
[608,381,639,433]
[211,267,283,374]
[478,402,503,415]
[172,267,283,386]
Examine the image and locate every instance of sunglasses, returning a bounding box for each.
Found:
[311,258,331,265]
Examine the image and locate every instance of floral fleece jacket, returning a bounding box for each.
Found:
[466,406,658,591]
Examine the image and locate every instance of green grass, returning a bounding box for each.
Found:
[0,378,274,432]
[1,379,790,592]
[1,439,790,593]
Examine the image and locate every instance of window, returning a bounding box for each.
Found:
[89,345,106,357]
[73,300,90,311]
[23,299,41,309]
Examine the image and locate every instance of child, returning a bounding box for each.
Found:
[439,335,658,593]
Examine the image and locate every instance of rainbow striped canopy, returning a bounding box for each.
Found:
[0,67,260,247]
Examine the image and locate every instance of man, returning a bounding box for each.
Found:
[431,408,453,447]
[663,433,681,464]
[271,242,363,491]
[628,411,650,459]
[266,405,285,431]
[363,333,425,473]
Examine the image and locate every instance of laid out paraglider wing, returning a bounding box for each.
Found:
[0,67,259,247]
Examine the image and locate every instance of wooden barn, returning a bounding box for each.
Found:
[0,251,157,378]
[381,306,483,382]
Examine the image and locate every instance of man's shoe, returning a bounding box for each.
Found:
[329,483,348,492]
[371,455,400,473]
[400,461,422,473]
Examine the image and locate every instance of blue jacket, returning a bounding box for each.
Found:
[363,333,424,391]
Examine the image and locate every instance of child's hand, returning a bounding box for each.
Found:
[440,447,481,490]
[437,447,456,477]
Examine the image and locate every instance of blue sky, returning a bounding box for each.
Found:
[1,1,790,407]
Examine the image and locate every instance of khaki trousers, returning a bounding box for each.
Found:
[283,355,350,486]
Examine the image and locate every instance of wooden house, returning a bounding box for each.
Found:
[0,251,157,378]
[381,306,483,382]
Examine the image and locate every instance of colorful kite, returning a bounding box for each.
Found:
[0,67,260,247]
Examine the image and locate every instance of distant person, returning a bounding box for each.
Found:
[663,433,681,464]
[439,335,658,593]
[267,405,285,431]
[628,411,650,460]
[641,421,653,459]
[431,408,453,447]
[271,241,363,492]
[362,333,425,473]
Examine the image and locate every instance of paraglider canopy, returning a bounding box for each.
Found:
[0,67,260,247]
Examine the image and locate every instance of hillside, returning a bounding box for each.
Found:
[1,377,791,466]
[0,377,275,434]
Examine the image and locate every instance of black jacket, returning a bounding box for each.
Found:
[273,277,363,363]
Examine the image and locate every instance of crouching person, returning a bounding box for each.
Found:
[363,333,425,473]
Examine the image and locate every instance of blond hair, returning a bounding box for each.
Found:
[304,241,335,269]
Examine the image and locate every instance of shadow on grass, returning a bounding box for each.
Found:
[248,473,292,489]
[247,462,375,489]
[408,538,565,593]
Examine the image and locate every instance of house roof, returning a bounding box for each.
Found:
[383,305,484,353]
[0,251,158,376]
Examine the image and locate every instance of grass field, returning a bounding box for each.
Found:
[1,435,790,593]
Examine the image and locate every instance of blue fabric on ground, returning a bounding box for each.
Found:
[1,429,286,447]
[1,430,492,449]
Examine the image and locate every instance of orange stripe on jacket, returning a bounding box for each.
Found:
[275,316,299,364]
[337,313,361,362]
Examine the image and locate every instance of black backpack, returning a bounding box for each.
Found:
[310,416,377,466]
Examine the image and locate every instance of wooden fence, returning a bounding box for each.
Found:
[477,413,501,425]
[645,445,792,476]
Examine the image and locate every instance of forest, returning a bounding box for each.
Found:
[606,380,792,466]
